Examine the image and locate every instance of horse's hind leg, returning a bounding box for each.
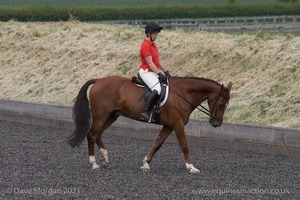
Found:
[88,119,105,170]
[97,138,108,167]
[96,114,118,167]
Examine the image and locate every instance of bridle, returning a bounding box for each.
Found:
[172,84,224,120]
[208,84,224,121]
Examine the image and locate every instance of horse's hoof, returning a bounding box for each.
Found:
[140,163,150,172]
[186,163,200,174]
[102,163,109,168]
[189,168,200,174]
[141,167,150,173]
[101,161,109,166]
[92,164,100,170]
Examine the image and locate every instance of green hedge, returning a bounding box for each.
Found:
[0,3,300,22]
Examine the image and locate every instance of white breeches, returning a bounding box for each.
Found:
[139,68,161,95]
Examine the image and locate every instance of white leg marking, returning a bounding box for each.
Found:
[89,156,100,170]
[100,148,109,166]
[186,163,200,174]
[140,156,150,172]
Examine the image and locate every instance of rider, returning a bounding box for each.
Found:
[139,21,171,121]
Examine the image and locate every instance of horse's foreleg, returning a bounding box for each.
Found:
[141,126,173,172]
[174,124,200,174]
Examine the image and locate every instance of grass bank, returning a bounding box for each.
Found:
[0,21,299,128]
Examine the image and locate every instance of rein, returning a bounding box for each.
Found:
[172,90,210,116]
[172,85,223,118]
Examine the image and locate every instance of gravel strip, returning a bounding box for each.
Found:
[0,120,299,200]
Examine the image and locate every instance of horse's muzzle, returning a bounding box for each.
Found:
[209,117,222,128]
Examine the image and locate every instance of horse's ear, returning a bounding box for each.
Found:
[227,82,233,90]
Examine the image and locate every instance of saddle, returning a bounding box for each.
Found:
[131,75,169,124]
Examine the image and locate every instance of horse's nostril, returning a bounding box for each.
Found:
[209,117,222,128]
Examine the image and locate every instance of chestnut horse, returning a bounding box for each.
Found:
[68,76,232,174]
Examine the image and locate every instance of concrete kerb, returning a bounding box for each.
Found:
[0,99,299,156]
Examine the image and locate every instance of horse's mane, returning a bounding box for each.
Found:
[172,76,221,86]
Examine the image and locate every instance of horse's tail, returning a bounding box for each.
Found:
[67,79,97,148]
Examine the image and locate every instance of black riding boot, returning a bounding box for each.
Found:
[140,90,159,122]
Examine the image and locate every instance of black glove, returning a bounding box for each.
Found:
[165,70,171,79]
[158,72,167,84]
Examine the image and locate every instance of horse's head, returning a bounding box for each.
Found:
[207,82,233,127]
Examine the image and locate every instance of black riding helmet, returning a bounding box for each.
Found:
[145,22,163,35]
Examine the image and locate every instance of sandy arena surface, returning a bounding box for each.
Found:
[1,120,299,200]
